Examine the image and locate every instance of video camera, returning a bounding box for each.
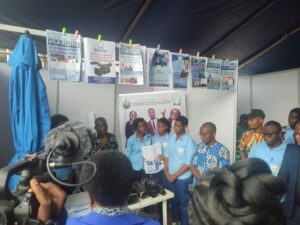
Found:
[0,121,95,225]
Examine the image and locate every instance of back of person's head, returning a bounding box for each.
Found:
[133,117,146,131]
[176,115,188,127]
[81,150,134,207]
[50,114,69,129]
[189,158,285,225]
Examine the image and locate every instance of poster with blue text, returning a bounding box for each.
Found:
[147,48,170,87]
[119,43,144,85]
[171,53,190,88]
[191,56,208,87]
[206,58,222,90]
[83,38,116,84]
[46,30,82,81]
[220,60,238,90]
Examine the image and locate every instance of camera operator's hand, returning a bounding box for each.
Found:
[30,178,66,223]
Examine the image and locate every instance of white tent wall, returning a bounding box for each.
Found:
[237,69,300,125]
[188,89,237,163]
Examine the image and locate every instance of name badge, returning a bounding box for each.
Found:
[177,148,185,156]
[162,142,168,148]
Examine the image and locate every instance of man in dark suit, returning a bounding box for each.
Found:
[278,121,300,225]
[147,108,157,136]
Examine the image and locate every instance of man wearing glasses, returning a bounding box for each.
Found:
[249,120,286,176]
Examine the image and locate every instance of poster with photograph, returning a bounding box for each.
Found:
[220,60,238,90]
[142,143,164,174]
[171,53,190,88]
[147,48,170,87]
[191,56,208,88]
[46,30,82,81]
[118,91,186,151]
[206,58,222,90]
[83,38,116,84]
[119,43,144,85]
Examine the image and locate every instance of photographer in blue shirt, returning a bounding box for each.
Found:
[30,150,159,225]
[163,116,195,225]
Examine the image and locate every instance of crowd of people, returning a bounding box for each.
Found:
[28,107,300,225]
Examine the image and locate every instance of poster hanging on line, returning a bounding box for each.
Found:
[147,48,170,87]
[46,30,82,81]
[191,56,208,88]
[206,58,222,90]
[119,43,144,85]
[171,53,190,88]
[83,38,116,84]
[220,60,238,90]
[118,91,186,152]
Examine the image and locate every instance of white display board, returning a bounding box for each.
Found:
[188,89,237,163]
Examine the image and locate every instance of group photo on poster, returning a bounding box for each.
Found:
[147,48,170,87]
[119,91,186,151]
[119,43,144,85]
[46,29,82,81]
[83,38,116,84]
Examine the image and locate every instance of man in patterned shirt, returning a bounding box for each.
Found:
[239,109,265,160]
[190,122,230,185]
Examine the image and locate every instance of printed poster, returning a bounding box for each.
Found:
[147,48,170,87]
[83,38,116,84]
[46,30,82,81]
[191,56,208,88]
[118,91,186,151]
[220,60,238,90]
[119,43,144,85]
[142,143,164,174]
[171,53,190,88]
[206,58,222,90]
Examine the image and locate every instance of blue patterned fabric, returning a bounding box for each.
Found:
[192,142,230,185]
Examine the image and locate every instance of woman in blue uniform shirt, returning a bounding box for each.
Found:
[126,118,152,177]
[152,118,171,184]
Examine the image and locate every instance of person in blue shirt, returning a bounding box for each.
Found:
[163,116,195,225]
[152,117,171,185]
[126,118,152,177]
[249,120,286,176]
[190,122,230,185]
[29,150,159,225]
[283,108,300,144]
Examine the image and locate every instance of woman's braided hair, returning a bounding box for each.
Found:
[189,158,286,225]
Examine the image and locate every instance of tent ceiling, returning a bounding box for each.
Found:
[0,0,299,75]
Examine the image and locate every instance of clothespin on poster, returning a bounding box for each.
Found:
[178,49,183,54]
[129,38,133,46]
[196,51,200,57]
[226,58,229,61]
[74,30,79,38]
[156,44,160,51]
[212,54,215,59]
[98,34,102,43]
[62,27,67,36]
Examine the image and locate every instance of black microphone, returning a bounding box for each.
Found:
[48,162,73,168]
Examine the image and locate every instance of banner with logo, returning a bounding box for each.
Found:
[118,91,186,151]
